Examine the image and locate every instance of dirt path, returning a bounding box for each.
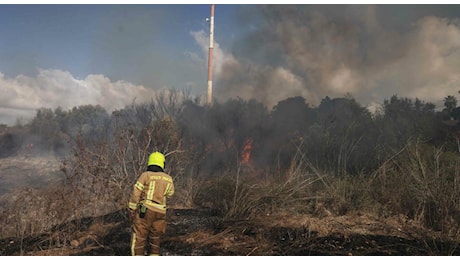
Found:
[2,207,459,256]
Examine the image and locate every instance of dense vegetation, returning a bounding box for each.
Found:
[1,90,460,254]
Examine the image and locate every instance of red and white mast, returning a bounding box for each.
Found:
[207,4,215,106]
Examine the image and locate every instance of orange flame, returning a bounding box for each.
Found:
[241,138,253,164]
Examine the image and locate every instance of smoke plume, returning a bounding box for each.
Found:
[209,5,460,109]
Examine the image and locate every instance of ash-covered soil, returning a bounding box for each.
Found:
[1,207,459,256]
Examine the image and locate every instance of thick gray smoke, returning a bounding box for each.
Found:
[213,5,460,110]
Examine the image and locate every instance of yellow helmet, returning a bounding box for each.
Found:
[148,152,165,169]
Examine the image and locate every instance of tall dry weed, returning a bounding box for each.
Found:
[372,139,460,230]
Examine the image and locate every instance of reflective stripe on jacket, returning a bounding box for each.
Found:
[128,171,174,214]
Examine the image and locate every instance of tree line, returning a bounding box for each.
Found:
[1,91,459,177]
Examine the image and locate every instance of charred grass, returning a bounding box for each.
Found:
[2,208,459,256]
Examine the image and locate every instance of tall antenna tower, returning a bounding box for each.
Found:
[207,4,215,106]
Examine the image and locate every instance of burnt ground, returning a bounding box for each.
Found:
[1,207,459,256]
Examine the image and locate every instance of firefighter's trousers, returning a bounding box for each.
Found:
[131,209,167,256]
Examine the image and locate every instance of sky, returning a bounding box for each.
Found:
[1,3,460,125]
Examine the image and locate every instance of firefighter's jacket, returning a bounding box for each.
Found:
[128,171,174,214]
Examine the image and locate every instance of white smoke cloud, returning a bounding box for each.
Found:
[190,29,311,107]
[191,6,460,111]
[0,69,159,125]
[190,29,238,78]
[370,16,460,104]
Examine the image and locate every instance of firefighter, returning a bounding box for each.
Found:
[128,151,175,256]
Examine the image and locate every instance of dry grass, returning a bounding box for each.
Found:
[2,123,460,255]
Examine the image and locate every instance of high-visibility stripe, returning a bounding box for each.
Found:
[135,181,144,190]
[147,180,155,201]
[164,183,171,196]
[131,232,136,256]
[128,202,137,210]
